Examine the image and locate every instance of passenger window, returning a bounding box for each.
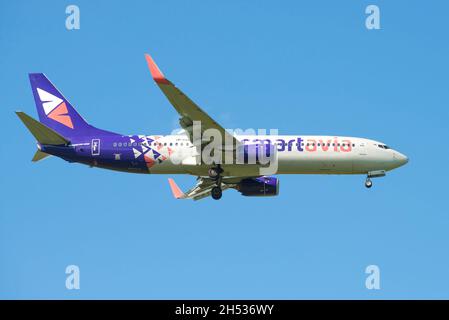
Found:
[118,142,122,147]
[113,142,117,147]
[133,142,137,147]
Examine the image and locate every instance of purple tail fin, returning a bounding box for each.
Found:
[29,73,92,138]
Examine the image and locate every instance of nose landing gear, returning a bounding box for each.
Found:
[365,178,373,189]
[364,170,386,189]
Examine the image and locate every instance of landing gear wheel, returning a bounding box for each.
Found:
[365,178,373,189]
[211,186,222,200]
[208,168,219,179]
[208,165,223,180]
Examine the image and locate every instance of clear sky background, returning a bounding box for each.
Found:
[1,0,449,299]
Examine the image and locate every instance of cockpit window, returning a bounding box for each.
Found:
[376,144,390,150]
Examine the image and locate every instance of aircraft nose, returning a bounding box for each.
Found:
[393,151,409,166]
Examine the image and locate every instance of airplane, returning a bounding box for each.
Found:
[16,54,408,201]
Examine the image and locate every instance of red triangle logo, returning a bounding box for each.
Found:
[48,102,74,129]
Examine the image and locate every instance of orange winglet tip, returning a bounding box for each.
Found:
[145,53,170,84]
[168,178,184,199]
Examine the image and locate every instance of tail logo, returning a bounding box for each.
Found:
[37,88,74,129]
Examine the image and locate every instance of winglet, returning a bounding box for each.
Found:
[145,54,170,85]
[168,178,184,199]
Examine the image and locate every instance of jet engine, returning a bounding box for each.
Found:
[236,176,279,197]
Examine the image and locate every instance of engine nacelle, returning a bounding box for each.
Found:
[237,176,279,197]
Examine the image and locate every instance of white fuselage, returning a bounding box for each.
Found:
[146,134,408,177]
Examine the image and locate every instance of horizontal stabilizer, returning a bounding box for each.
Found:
[16,111,70,145]
[32,150,51,162]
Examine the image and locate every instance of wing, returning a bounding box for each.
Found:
[168,177,242,201]
[145,54,240,150]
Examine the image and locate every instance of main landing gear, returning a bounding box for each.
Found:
[209,165,223,200]
[211,186,222,200]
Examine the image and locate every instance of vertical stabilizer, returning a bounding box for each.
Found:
[29,73,92,138]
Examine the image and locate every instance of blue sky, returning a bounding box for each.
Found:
[1,0,449,299]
